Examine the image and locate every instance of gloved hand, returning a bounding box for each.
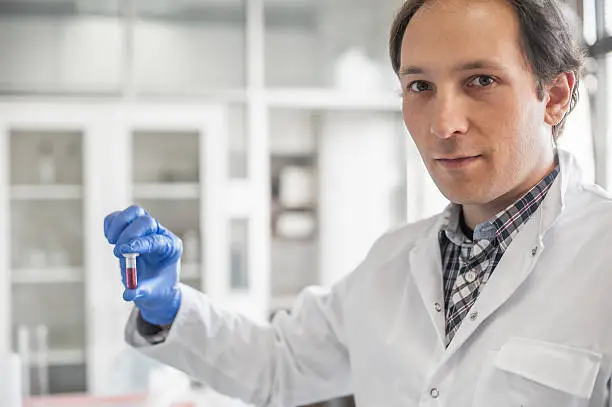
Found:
[104,205,183,326]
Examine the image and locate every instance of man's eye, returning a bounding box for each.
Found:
[408,81,432,93]
[469,75,496,88]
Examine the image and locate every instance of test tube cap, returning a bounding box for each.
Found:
[122,252,140,259]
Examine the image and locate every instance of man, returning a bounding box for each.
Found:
[104,0,612,405]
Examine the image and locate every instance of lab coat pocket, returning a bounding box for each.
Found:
[473,337,602,407]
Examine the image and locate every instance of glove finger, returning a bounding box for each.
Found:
[115,233,180,260]
[123,288,137,302]
[122,277,162,302]
[157,222,175,238]
[116,215,159,246]
[123,286,150,302]
[105,205,148,244]
[154,224,183,259]
[104,211,120,240]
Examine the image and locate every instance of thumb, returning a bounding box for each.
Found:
[116,234,177,258]
[122,286,149,302]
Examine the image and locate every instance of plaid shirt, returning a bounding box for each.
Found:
[439,164,560,345]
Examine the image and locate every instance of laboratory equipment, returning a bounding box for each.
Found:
[17,325,30,398]
[35,325,49,395]
[0,353,22,407]
[123,253,139,289]
[279,166,315,208]
[37,140,56,184]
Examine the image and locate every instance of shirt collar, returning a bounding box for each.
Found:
[440,160,560,248]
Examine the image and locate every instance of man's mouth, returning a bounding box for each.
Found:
[435,155,481,168]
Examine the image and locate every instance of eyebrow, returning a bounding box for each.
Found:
[398,60,507,76]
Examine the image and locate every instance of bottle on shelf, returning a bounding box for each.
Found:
[279,166,315,208]
[0,353,22,407]
[46,237,69,268]
[17,325,30,398]
[38,141,56,185]
[35,325,49,396]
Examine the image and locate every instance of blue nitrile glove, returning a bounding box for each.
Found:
[104,205,183,326]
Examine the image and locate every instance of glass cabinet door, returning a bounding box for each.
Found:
[119,104,229,302]
[269,109,319,314]
[1,114,88,396]
[268,108,412,316]
[0,103,130,397]
[131,130,203,290]
[119,103,267,402]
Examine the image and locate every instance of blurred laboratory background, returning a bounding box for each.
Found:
[0,0,604,406]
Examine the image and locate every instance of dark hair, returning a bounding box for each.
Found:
[389,0,586,140]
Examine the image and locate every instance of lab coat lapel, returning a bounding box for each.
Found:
[443,152,571,358]
[408,217,447,348]
[443,208,544,357]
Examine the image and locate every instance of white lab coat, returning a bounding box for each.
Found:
[126,149,612,407]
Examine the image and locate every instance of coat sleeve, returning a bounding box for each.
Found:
[124,281,352,407]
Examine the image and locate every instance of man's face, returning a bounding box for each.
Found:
[400,0,555,206]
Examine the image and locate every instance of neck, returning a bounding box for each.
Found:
[462,159,556,230]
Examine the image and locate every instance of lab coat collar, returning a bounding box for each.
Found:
[540,148,582,234]
[435,148,581,249]
[407,148,584,354]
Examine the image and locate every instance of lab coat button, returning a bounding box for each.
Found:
[430,388,440,398]
[531,247,538,256]
[469,311,479,321]
[434,302,442,312]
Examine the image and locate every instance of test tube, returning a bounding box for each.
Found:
[17,325,30,399]
[123,253,139,289]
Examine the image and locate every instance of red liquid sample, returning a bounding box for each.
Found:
[126,267,137,289]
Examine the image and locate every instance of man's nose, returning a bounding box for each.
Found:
[430,91,469,139]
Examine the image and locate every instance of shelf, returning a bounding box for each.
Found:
[275,204,317,212]
[271,153,316,160]
[265,88,402,111]
[11,268,83,284]
[10,185,82,200]
[133,183,200,200]
[25,349,85,366]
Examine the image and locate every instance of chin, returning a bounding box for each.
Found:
[436,184,491,205]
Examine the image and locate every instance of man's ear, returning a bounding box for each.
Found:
[544,72,576,127]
